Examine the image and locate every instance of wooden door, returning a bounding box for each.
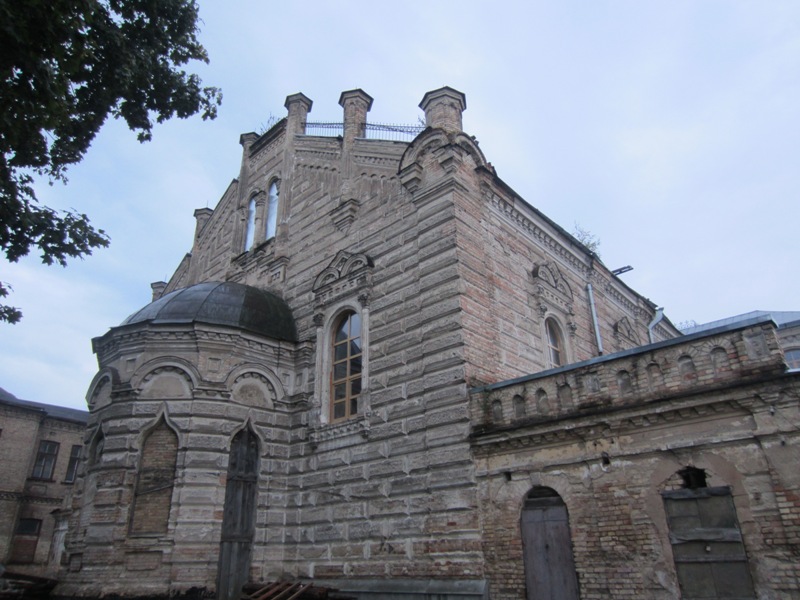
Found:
[662,486,755,599]
[217,429,260,600]
[521,488,580,600]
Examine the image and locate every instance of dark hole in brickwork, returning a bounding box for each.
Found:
[678,466,707,489]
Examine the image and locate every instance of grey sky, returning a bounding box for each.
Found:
[2,1,797,410]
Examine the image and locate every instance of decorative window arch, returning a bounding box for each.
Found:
[265,180,279,241]
[545,317,566,368]
[130,418,178,535]
[331,310,363,422]
[312,251,373,427]
[244,196,257,251]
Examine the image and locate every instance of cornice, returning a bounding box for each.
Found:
[483,186,589,277]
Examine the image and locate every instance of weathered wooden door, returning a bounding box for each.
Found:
[662,486,755,599]
[217,428,260,600]
[521,488,580,600]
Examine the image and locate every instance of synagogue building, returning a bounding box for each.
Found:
[51,87,799,600]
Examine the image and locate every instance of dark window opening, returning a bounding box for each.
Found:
[10,518,41,564]
[678,466,707,489]
[64,444,82,483]
[31,440,60,480]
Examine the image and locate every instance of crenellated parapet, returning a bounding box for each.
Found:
[471,316,791,436]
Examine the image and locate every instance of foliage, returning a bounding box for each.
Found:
[0,0,221,322]
[572,222,601,256]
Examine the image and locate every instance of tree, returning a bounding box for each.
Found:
[0,0,221,323]
[572,222,601,256]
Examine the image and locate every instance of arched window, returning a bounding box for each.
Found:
[545,318,565,368]
[130,419,177,534]
[331,310,362,421]
[265,181,279,241]
[244,197,256,251]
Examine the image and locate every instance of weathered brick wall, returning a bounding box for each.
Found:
[130,421,178,534]
[471,320,800,599]
[0,404,85,576]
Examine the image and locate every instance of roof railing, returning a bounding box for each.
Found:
[304,121,425,142]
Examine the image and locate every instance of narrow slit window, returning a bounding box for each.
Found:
[266,181,279,241]
[244,197,256,251]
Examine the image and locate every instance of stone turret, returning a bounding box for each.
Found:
[419,86,466,132]
[339,89,373,144]
[284,92,313,135]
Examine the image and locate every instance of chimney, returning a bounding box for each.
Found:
[339,89,374,144]
[193,208,213,243]
[284,93,313,135]
[419,86,467,132]
[151,281,167,301]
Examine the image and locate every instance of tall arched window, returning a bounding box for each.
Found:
[130,419,177,534]
[265,181,279,241]
[331,310,362,421]
[545,318,565,368]
[244,197,256,251]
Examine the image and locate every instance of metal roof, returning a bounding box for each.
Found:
[120,281,298,342]
[0,387,89,423]
[681,310,800,335]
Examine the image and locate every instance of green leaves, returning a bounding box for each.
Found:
[0,0,220,322]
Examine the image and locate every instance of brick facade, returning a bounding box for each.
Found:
[0,391,88,578]
[56,88,799,599]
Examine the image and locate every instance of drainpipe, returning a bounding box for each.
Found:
[648,308,665,344]
[587,283,603,356]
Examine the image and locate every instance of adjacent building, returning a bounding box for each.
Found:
[56,88,799,599]
[0,388,88,578]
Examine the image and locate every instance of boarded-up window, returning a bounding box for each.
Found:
[662,485,755,599]
[130,420,178,535]
[10,518,41,564]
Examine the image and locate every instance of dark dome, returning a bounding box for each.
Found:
[120,282,297,342]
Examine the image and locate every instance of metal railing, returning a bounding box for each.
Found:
[304,121,425,142]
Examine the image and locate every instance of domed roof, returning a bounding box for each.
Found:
[120,281,297,342]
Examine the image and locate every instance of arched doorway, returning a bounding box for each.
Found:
[521,487,580,599]
[217,428,260,600]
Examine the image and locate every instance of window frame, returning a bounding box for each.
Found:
[10,518,42,564]
[330,310,363,422]
[31,440,60,481]
[545,317,566,368]
[785,347,800,369]
[64,444,82,483]
[315,301,370,426]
